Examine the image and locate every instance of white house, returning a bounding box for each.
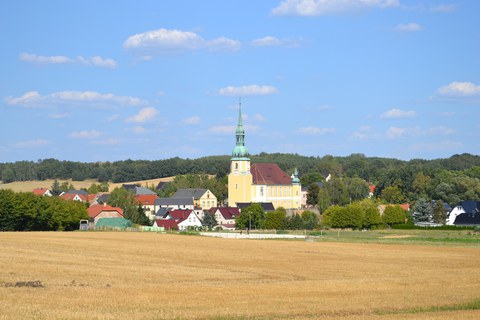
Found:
[157,209,202,231]
[446,201,480,225]
[208,207,240,230]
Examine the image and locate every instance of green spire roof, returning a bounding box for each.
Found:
[232,101,249,159]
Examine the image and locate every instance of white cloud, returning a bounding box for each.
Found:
[218,85,279,96]
[271,0,399,16]
[394,23,422,32]
[380,108,416,119]
[126,107,158,123]
[251,36,300,47]
[13,139,50,148]
[20,53,117,68]
[5,90,145,108]
[430,4,456,13]
[350,126,376,140]
[106,114,120,122]
[19,53,73,64]
[436,81,480,98]
[182,116,200,125]
[297,126,335,135]
[386,126,407,138]
[123,28,240,54]
[69,130,102,139]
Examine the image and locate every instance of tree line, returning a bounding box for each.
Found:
[0,189,88,231]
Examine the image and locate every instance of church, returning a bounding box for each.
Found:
[227,105,302,209]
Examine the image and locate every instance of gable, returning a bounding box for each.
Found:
[251,163,292,185]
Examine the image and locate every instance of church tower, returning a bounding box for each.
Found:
[228,102,253,207]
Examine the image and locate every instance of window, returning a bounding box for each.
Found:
[235,163,238,170]
[260,187,264,197]
[235,184,238,189]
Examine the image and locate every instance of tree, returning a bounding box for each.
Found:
[51,179,62,196]
[326,176,349,206]
[108,187,137,222]
[322,205,346,228]
[383,205,406,227]
[306,183,320,206]
[264,208,286,230]
[202,212,218,230]
[412,198,432,223]
[301,210,318,230]
[432,200,446,225]
[364,207,382,229]
[317,188,331,213]
[380,186,405,204]
[235,203,265,230]
[345,177,370,202]
[286,214,304,230]
[131,204,151,226]
[300,172,324,187]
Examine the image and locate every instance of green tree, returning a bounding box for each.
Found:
[317,188,331,213]
[202,212,218,230]
[264,208,287,230]
[345,177,370,202]
[380,186,405,204]
[300,172,324,187]
[236,203,265,230]
[132,204,151,225]
[51,179,62,196]
[383,205,406,227]
[432,200,446,225]
[306,183,320,206]
[301,210,318,230]
[412,198,432,222]
[326,176,349,206]
[286,214,304,230]
[108,187,137,222]
[322,205,345,228]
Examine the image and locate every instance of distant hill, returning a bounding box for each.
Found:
[1,153,479,185]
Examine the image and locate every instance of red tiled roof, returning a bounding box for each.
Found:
[33,188,49,196]
[154,219,178,230]
[213,207,240,220]
[134,194,158,205]
[87,204,124,219]
[60,194,88,202]
[399,203,410,211]
[251,163,292,185]
[369,185,376,193]
[167,209,193,223]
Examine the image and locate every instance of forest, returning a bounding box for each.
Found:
[1,152,480,207]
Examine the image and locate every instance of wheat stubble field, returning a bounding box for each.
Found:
[0,232,479,319]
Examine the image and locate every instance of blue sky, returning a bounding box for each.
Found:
[1,0,479,163]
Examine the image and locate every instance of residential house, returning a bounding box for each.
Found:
[172,189,217,209]
[60,193,88,202]
[33,188,52,197]
[87,204,124,224]
[134,194,159,221]
[153,219,179,231]
[155,209,202,231]
[208,207,240,230]
[446,201,480,226]
[155,197,194,211]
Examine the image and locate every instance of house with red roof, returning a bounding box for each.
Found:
[208,207,240,230]
[33,188,52,197]
[60,193,88,202]
[87,204,124,224]
[155,209,202,231]
[134,194,158,221]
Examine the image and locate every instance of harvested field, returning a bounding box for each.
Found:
[0,232,479,319]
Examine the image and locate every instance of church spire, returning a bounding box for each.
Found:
[232,99,249,159]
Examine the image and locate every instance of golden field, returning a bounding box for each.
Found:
[0,177,173,193]
[0,232,479,319]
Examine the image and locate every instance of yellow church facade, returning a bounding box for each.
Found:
[227,106,302,209]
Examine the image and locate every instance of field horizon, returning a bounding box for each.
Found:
[1,232,479,319]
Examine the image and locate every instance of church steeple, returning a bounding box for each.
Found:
[232,100,249,159]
